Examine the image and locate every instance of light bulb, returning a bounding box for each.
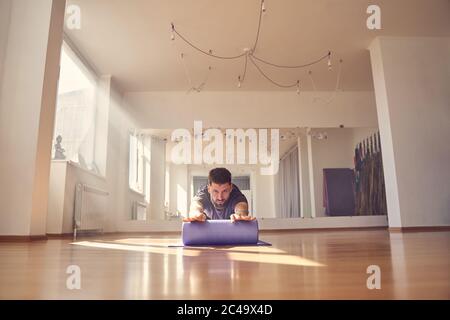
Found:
[262,1,266,13]
[327,52,332,71]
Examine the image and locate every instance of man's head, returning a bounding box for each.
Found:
[207,168,232,209]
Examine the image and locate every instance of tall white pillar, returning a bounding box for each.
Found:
[369,37,450,228]
[0,0,66,236]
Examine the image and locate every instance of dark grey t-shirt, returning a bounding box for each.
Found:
[193,184,247,220]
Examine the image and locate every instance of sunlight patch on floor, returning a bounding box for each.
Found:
[71,241,201,256]
[71,239,326,267]
[113,238,182,246]
[226,252,326,267]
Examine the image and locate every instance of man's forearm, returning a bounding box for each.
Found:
[189,200,205,218]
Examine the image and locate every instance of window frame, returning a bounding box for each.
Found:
[52,37,100,169]
[128,132,151,199]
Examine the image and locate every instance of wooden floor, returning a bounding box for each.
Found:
[0,229,449,299]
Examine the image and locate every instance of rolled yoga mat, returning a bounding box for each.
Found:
[182,219,260,246]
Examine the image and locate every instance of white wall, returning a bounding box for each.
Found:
[95,78,148,231]
[369,36,450,228]
[0,0,12,85]
[124,91,378,129]
[0,0,65,236]
[46,161,67,234]
[253,169,275,218]
[168,163,189,217]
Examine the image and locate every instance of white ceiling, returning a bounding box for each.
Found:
[65,0,450,92]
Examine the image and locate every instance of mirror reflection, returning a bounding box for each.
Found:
[129,127,387,221]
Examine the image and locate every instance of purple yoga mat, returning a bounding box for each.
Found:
[182,220,259,246]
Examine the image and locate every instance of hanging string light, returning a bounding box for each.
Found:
[171,0,338,92]
[327,51,332,71]
[308,59,343,104]
[178,51,213,93]
[170,22,175,41]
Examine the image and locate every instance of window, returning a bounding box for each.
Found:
[52,41,99,172]
[129,132,151,201]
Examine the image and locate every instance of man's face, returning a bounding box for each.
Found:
[208,182,232,209]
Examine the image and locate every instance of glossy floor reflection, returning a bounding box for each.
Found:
[0,229,449,299]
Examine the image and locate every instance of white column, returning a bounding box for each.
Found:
[369,37,450,228]
[297,137,304,218]
[150,136,167,220]
[0,0,66,236]
[307,129,316,218]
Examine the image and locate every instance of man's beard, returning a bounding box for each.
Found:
[212,198,226,210]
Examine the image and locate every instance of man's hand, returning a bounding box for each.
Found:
[230,213,256,223]
[184,200,207,222]
[231,201,254,223]
[183,211,207,222]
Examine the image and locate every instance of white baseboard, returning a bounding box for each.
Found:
[115,215,388,233]
[258,215,388,230]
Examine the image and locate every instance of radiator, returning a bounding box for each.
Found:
[74,183,109,239]
[132,200,148,220]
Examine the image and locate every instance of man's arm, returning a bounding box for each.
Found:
[190,200,206,217]
[230,201,255,222]
[183,199,207,222]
